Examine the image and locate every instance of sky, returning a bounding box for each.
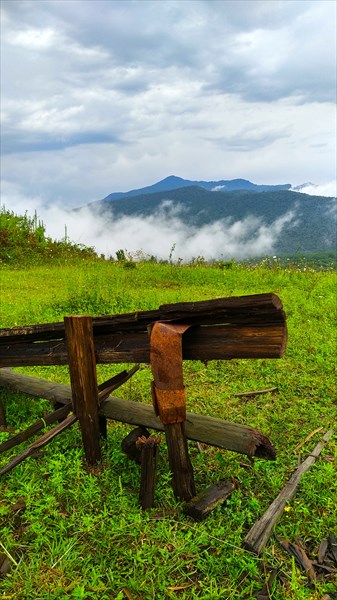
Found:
[1,0,336,258]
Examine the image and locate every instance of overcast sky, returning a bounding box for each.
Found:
[1,0,336,211]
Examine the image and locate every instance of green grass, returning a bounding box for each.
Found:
[0,258,336,599]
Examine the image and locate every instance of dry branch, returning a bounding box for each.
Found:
[234,387,278,398]
[244,430,333,555]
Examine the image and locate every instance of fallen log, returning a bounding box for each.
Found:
[0,369,276,459]
[244,430,333,555]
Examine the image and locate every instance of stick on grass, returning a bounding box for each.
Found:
[244,430,333,555]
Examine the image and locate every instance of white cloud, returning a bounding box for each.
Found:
[1,182,297,260]
[292,182,337,198]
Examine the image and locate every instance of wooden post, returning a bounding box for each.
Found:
[150,322,196,501]
[64,315,101,465]
[136,435,160,510]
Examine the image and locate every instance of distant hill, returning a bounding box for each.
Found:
[87,185,336,256]
[102,175,292,201]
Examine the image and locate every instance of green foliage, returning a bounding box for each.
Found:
[0,207,99,265]
[0,258,336,599]
[95,187,337,255]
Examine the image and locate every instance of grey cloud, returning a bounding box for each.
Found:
[2,131,122,154]
[2,0,335,103]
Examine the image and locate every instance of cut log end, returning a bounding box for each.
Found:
[247,431,276,460]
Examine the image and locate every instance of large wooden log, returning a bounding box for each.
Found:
[0,294,286,343]
[0,369,276,459]
[0,323,287,367]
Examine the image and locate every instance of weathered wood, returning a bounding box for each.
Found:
[136,435,160,510]
[0,323,287,367]
[184,479,235,520]
[0,402,71,454]
[64,315,101,465]
[244,430,333,555]
[276,538,316,583]
[121,427,150,463]
[0,399,6,427]
[164,422,196,501]
[0,293,286,343]
[96,366,140,440]
[0,369,277,458]
[0,413,77,477]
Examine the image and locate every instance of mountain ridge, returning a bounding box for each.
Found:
[102,175,292,201]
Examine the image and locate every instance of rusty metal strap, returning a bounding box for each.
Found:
[149,322,191,425]
[151,382,186,424]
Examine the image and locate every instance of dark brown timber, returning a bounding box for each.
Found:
[0,399,6,427]
[0,369,276,458]
[136,435,161,510]
[184,479,235,520]
[64,315,101,465]
[244,430,333,555]
[0,293,286,343]
[0,323,287,367]
[121,427,151,463]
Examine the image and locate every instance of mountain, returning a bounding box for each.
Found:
[89,185,336,256]
[102,175,292,201]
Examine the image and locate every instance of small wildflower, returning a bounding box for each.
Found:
[284,506,292,512]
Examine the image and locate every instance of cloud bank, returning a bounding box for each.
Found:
[2,183,297,261]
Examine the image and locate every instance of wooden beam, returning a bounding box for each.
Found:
[0,323,287,367]
[0,293,286,343]
[0,369,276,459]
[64,315,101,465]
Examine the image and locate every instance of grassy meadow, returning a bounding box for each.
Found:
[1,255,337,600]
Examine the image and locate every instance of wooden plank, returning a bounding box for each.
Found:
[0,293,286,343]
[0,323,287,367]
[0,369,276,458]
[64,315,101,465]
[244,430,333,555]
[184,480,235,520]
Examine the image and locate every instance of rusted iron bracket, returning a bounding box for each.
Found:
[149,322,196,500]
